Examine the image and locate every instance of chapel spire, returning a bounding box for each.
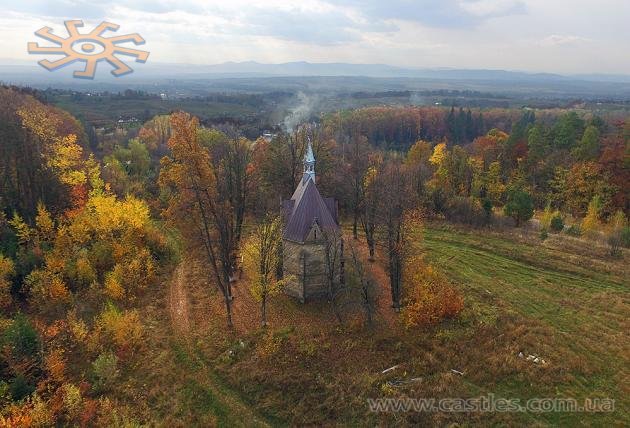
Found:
[304,136,315,182]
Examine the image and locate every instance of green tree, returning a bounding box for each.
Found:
[504,189,534,227]
[573,125,600,161]
[527,124,550,163]
[553,112,584,149]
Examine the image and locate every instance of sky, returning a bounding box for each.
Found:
[1,0,628,74]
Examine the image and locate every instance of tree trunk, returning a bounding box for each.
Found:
[389,248,402,311]
[225,295,233,328]
[261,297,267,327]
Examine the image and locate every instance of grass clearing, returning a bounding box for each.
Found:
[423,224,629,424]
[116,223,627,426]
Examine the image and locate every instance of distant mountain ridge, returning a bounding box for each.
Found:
[1,60,630,98]
[2,59,630,83]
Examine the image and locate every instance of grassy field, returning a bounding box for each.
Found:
[422,224,629,426]
[50,95,260,126]
[119,223,628,426]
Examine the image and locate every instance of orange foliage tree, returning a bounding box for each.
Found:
[401,256,464,327]
[159,111,237,327]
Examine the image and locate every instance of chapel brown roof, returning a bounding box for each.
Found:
[282,178,339,243]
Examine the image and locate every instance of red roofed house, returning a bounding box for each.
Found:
[282,138,342,302]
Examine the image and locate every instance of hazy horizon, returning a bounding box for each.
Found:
[2,0,629,75]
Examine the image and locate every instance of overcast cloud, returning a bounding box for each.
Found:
[1,0,628,74]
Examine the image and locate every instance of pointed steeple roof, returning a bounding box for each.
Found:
[283,179,338,243]
[305,137,315,163]
[302,136,315,182]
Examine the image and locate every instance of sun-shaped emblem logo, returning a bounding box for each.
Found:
[27,20,149,79]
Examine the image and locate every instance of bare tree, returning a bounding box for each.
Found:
[347,134,370,239]
[322,229,344,301]
[376,157,415,311]
[360,153,383,261]
[200,130,254,254]
[331,241,376,327]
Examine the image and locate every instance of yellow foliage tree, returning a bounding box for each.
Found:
[429,142,448,169]
[406,140,432,167]
[159,111,236,327]
[0,254,15,308]
[93,303,143,353]
[582,195,602,236]
[241,216,292,326]
[18,189,159,316]
[35,202,55,243]
[9,213,32,245]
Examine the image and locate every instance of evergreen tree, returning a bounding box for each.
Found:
[446,106,456,144]
[553,112,585,149]
[573,125,600,161]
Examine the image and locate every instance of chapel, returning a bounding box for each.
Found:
[281,139,341,302]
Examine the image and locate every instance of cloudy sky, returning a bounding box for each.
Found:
[1,0,628,74]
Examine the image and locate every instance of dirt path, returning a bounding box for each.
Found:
[167,259,272,427]
[169,263,191,336]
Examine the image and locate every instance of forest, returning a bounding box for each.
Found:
[0,84,628,426]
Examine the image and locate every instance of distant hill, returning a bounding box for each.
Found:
[1,60,630,98]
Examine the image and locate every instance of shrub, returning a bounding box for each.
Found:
[540,204,554,228]
[90,352,119,393]
[607,233,622,258]
[402,257,464,327]
[145,224,181,265]
[256,330,286,359]
[621,226,630,248]
[443,197,488,227]
[540,228,548,241]
[550,215,564,232]
[93,303,143,352]
[430,187,448,215]
[565,224,581,237]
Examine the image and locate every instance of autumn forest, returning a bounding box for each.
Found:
[0,82,628,426]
